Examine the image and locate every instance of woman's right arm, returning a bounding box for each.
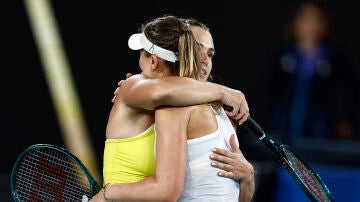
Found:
[210,134,255,202]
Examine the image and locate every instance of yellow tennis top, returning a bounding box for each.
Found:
[103,124,156,184]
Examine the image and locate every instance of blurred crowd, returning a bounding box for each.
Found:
[264,1,360,143]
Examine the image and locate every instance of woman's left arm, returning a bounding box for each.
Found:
[90,107,188,202]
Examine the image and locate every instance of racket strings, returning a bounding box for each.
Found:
[283,148,333,202]
[14,148,91,201]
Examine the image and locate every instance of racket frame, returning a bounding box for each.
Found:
[10,144,101,201]
[260,135,335,202]
[243,117,335,202]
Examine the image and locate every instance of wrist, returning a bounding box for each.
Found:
[102,183,112,202]
[240,164,254,183]
[218,85,227,103]
[245,167,255,182]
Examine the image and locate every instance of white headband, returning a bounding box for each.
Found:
[128,33,178,63]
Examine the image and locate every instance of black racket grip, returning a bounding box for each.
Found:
[223,105,265,138]
[243,117,266,139]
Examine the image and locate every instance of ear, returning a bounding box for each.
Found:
[150,55,160,71]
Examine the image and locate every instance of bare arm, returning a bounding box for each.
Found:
[239,173,255,202]
[90,107,188,202]
[114,73,249,124]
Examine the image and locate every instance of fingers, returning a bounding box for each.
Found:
[111,86,121,103]
[112,72,133,103]
[117,80,124,87]
[235,99,250,125]
[126,72,133,78]
[114,87,120,95]
[211,147,227,155]
[217,171,235,178]
[210,139,250,180]
[225,110,249,125]
[210,160,235,179]
[117,72,133,88]
[225,105,240,117]
[224,102,250,125]
[234,111,249,125]
[211,152,254,180]
[211,148,237,160]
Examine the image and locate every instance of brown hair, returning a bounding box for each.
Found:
[139,15,202,80]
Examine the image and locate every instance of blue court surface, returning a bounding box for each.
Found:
[273,164,360,202]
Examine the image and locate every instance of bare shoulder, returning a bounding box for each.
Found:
[156,105,196,115]
[188,104,218,139]
[118,74,145,93]
[121,74,142,85]
[155,105,200,122]
[156,104,212,123]
[154,104,217,139]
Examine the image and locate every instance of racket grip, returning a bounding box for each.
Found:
[223,105,265,138]
[243,117,266,139]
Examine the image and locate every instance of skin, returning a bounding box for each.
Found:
[111,26,254,181]
[293,2,327,55]
[150,98,252,201]
[98,25,255,202]
[190,25,254,201]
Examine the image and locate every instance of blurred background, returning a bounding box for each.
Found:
[2,0,360,201]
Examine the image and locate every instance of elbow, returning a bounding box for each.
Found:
[156,180,183,202]
[159,186,183,202]
[167,187,183,202]
[158,194,181,202]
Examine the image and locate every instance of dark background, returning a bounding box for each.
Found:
[2,0,360,201]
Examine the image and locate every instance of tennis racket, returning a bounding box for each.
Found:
[243,116,336,202]
[11,144,101,202]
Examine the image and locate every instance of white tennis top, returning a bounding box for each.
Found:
[177,106,240,202]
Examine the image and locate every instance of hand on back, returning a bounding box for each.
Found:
[111,73,133,103]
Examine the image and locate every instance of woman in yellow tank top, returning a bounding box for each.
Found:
[103,124,155,183]
[91,15,254,202]
[101,15,249,185]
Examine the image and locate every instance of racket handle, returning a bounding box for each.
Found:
[243,117,266,139]
[223,105,265,138]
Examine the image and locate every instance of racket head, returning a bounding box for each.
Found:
[11,144,101,202]
[278,143,335,202]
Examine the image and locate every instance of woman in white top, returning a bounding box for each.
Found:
[91,16,254,202]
